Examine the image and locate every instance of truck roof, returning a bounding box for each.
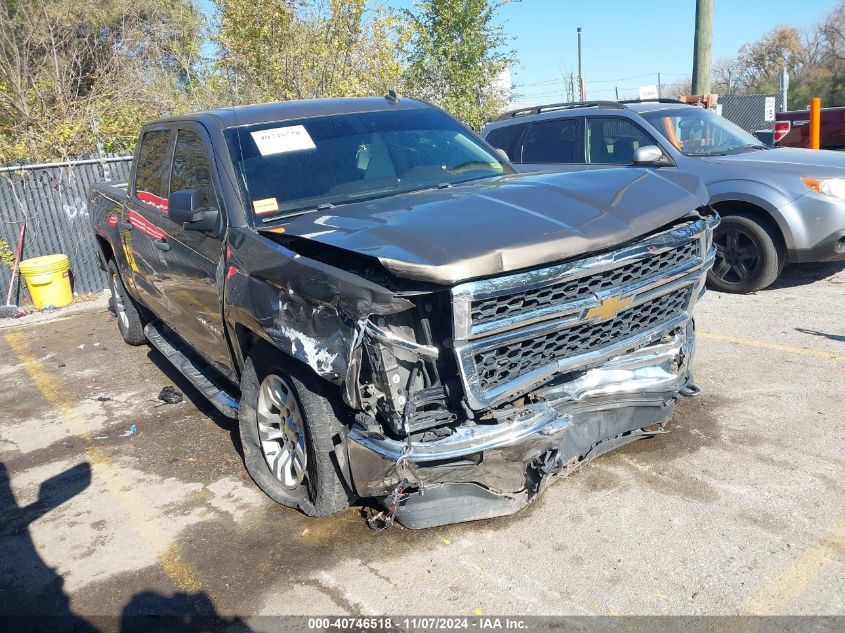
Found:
[147,97,429,129]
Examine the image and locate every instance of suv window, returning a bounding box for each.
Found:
[586,117,656,164]
[134,130,173,209]
[486,123,527,161]
[521,118,583,163]
[171,129,218,210]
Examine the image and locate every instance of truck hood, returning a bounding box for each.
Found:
[701,147,845,178]
[279,168,708,285]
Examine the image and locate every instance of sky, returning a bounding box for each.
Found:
[385,0,840,104]
[200,0,840,104]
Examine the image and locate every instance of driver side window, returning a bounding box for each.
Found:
[586,118,657,165]
[171,129,219,211]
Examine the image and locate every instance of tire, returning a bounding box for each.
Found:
[707,214,784,293]
[238,345,350,517]
[107,260,146,345]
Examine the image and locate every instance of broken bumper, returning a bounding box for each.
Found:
[346,321,696,527]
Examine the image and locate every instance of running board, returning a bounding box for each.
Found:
[144,322,240,419]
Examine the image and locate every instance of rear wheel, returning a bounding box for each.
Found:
[107,260,146,345]
[707,214,784,293]
[238,346,349,516]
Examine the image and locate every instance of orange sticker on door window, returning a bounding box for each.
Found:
[253,198,279,215]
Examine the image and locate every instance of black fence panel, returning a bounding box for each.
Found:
[0,157,132,306]
[720,93,785,133]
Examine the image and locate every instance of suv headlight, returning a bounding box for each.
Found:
[802,177,845,200]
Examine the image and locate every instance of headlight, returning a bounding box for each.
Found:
[802,177,845,199]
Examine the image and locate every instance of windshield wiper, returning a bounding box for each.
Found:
[261,203,334,223]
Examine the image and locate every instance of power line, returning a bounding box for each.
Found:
[585,72,660,84]
[515,70,688,89]
[516,78,566,88]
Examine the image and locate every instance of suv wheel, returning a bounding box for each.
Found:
[238,346,349,517]
[107,260,147,345]
[707,214,784,293]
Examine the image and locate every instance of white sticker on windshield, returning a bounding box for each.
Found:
[250,125,316,156]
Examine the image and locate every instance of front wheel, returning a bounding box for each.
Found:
[238,346,350,517]
[707,214,784,293]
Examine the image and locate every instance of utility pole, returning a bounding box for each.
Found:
[691,0,713,95]
[577,27,585,101]
[657,72,662,98]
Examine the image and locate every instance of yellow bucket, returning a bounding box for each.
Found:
[19,254,73,309]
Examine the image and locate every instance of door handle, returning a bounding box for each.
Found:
[119,221,133,230]
[153,238,170,251]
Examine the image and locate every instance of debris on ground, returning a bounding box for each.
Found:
[94,434,108,440]
[158,386,183,405]
[119,424,137,437]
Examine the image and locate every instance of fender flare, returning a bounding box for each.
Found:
[706,181,797,249]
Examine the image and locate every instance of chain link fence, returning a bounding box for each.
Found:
[719,93,785,135]
[0,156,132,306]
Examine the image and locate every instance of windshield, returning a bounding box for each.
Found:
[640,107,765,156]
[226,107,510,221]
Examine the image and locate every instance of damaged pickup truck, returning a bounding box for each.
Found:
[89,97,718,528]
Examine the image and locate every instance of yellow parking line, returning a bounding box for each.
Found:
[699,332,845,362]
[742,519,845,614]
[3,330,204,593]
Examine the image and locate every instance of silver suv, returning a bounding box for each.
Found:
[482,99,845,293]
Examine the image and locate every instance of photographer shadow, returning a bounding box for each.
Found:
[0,461,98,632]
[1,462,250,632]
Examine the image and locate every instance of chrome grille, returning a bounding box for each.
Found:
[452,217,718,410]
[470,241,698,326]
[474,287,693,391]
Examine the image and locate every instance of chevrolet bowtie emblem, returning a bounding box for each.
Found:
[586,296,632,320]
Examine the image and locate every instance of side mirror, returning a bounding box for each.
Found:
[632,145,673,167]
[167,189,219,232]
[494,148,510,162]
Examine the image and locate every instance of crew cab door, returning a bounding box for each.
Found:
[156,125,231,377]
[123,128,176,320]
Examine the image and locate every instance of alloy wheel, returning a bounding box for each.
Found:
[110,272,130,332]
[712,226,762,285]
[256,374,308,490]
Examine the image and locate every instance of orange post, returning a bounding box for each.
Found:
[809,97,821,150]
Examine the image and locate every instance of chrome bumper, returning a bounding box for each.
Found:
[347,321,695,497]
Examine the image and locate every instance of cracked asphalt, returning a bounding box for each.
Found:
[0,261,843,625]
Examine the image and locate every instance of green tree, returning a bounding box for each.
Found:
[212,0,405,104]
[0,0,205,162]
[708,1,845,109]
[402,0,515,129]
[711,26,804,98]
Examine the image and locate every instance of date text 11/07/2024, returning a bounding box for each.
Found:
[306,617,529,630]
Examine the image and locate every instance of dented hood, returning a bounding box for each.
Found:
[279,168,708,285]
